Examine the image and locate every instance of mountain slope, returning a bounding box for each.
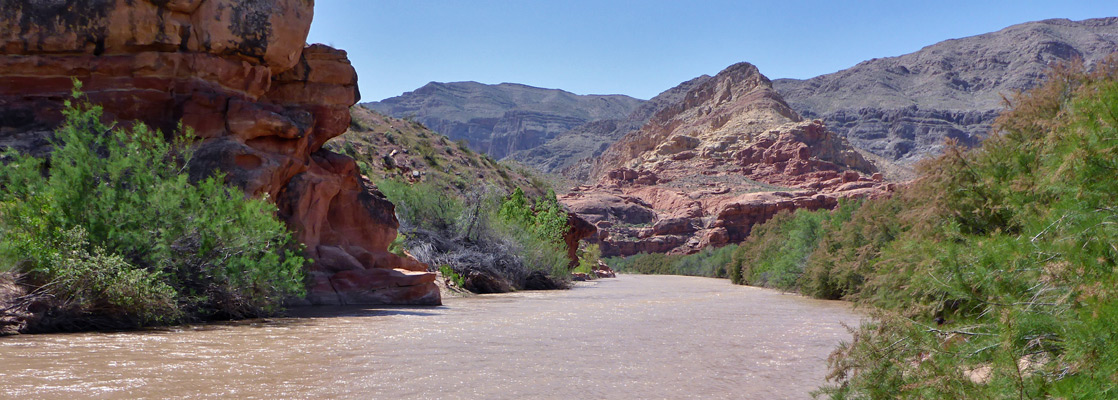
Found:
[508,75,713,179]
[774,17,1118,163]
[329,106,549,199]
[562,63,890,257]
[363,82,642,162]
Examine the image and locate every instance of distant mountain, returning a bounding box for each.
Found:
[510,75,713,180]
[363,82,642,162]
[774,17,1118,164]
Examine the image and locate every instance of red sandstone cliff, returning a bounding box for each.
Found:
[0,0,439,305]
[564,63,891,257]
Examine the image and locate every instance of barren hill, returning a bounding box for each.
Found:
[774,17,1118,164]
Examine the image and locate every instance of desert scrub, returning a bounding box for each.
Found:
[814,59,1118,398]
[377,181,572,291]
[730,199,858,291]
[0,85,305,331]
[606,244,736,278]
[572,243,601,275]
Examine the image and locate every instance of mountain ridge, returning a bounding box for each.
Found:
[364,81,643,161]
[774,17,1118,163]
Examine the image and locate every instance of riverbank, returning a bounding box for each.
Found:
[0,274,860,399]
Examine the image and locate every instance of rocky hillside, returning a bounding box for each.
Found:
[329,107,550,198]
[563,63,891,257]
[364,82,642,164]
[0,0,438,306]
[775,17,1118,164]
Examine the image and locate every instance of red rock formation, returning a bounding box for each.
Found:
[593,261,616,278]
[0,0,439,305]
[564,63,891,257]
[563,212,597,269]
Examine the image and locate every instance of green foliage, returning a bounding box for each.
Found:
[798,196,905,300]
[38,227,180,324]
[729,200,859,291]
[607,244,736,278]
[439,264,465,288]
[388,233,408,257]
[573,243,601,275]
[495,188,570,278]
[0,85,305,326]
[378,179,463,231]
[812,59,1118,398]
[379,181,571,286]
[498,188,569,246]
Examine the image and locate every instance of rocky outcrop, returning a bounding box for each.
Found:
[364,81,643,162]
[564,63,890,257]
[593,261,616,278]
[0,0,439,305]
[775,17,1118,164]
[563,212,598,269]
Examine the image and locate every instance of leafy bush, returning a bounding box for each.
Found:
[799,197,904,300]
[378,181,572,290]
[0,86,305,328]
[730,200,858,291]
[814,59,1118,398]
[573,243,601,275]
[439,264,465,288]
[607,244,736,278]
[493,188,570,279]
[377,179,463,231]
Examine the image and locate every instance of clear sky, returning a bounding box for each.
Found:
[306,1,1118,102]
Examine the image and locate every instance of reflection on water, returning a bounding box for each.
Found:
[0,275,861,399]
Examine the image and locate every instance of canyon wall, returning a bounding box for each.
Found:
[0,0,439,305]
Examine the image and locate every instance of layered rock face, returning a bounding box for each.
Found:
[775,17,1118,164]
[0,0,439,305]
[364,81,643,165]
[564,63,890,257]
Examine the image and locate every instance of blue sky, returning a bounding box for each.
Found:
[307,1,1118,102]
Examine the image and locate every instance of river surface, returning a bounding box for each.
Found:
[0,275,861,399]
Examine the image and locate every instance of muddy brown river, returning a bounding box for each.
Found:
[0,275,861,399]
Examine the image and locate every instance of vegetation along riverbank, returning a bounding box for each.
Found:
[608,59,1118,397]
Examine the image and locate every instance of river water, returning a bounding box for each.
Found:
[0,275,861,399]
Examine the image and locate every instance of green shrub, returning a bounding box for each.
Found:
[377,179,463,231]
[455,139,472,154]
[388,233,408,257]
[0,85,305,326]
[379,180,571,287]
[730,200,858,291]
[496,188,570,278]
[439,264,465,288]
[607,244,737,278]
[815,59,1118,398]
[573,243,601,275]
[799,196,904,300]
